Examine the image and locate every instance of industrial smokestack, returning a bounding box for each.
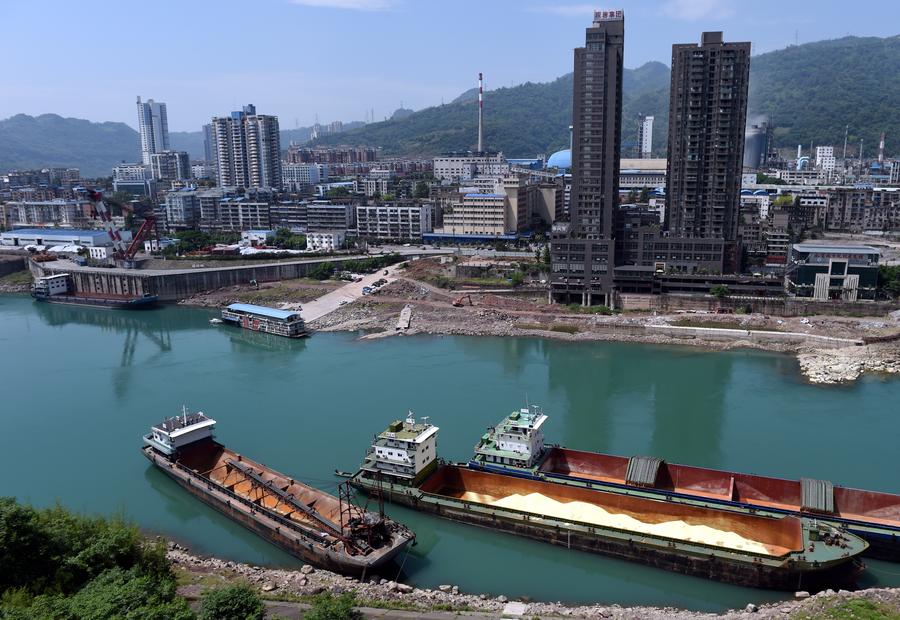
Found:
[477,72,484,153]
[879,132,886,164]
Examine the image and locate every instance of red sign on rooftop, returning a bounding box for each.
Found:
[594,9,624,21]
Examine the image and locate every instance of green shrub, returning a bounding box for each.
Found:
[0,497,191,619]
[304,592,362,620]
[200,584,264,620]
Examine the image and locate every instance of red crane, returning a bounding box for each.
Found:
[86,190,157,266]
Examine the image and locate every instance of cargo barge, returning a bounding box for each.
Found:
[32,274,158,308]
[467,407,900,561]
[143,408,413,575]
[221,303,309,338]
[349,415,867,590]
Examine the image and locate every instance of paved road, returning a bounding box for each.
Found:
[300,265,404,323]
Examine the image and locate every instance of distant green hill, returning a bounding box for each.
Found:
[314,36,900,159]
[1,36,897,175]
[313,63,671,159]
[747,36,900,157]
[0,114,139,178]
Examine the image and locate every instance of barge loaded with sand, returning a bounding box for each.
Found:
[348,414,867,590]
[466,407,900,561]
[142,408,414,575]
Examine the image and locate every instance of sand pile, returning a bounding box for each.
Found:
[480,491,771,554]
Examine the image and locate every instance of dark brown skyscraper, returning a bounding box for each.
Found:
[666,32,751,271]
[550,9,624,306]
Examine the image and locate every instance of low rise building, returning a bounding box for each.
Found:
[355,204,434,240]
[786,243,880,301]
[1,199,91,228]
[306,202,352,232]
[217,198,271,231]
[150,150,191,181]
[440,193,507,237]
[619,158,667,189]
[113,163,156,196]
[306,230,344,251]
[1,228,131,248]
[165,190,201,229]
[433,152,507,182]
[281,162,322,192]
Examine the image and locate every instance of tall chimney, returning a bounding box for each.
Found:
[879,132,886,164]
[477,72,484,153]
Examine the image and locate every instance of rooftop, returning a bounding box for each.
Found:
[378,415,438,443]
[151,411,216,438]
[792,244,880,255]
[2,228,109,237]
[225,303,301,321]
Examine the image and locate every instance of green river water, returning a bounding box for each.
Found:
[1,294,898,612]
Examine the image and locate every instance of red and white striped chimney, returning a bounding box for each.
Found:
[477,72,484,153]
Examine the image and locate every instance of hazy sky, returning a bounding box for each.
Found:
[2,0,898,132]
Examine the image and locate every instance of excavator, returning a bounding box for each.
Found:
[452,294,473,307]
[86,189,157,268]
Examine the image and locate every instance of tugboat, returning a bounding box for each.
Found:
[142,408,414,575]
[467,407,900,561]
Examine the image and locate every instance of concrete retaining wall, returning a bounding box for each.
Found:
[0,256,26,277]
[30,256,368,302]
[619,293,898,318]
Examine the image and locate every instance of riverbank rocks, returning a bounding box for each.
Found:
[166,545,900,619]
[300,564,314,575]
[795,591,810,599]
[798,343,900,383]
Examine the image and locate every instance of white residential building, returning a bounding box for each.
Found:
[356,204,434,240]
[816,146,836,172]
[281,162,321,191]
[306,230,345,251]
[212,104,281,189]
[433,152,508,181]
[137,97,170,166]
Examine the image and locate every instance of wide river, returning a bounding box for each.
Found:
[1,295,898,612]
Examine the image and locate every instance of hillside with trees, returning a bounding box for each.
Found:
[314,36,900,159]
[0,114,140,177]
[1,36,898,174]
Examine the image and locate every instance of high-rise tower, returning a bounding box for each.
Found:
[212,104,281,189]
[666,32,750,269]
[638,114,654,158]
[136,97,170,165]
[550,9,624,306]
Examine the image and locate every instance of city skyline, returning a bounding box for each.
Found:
[2,0,898,132]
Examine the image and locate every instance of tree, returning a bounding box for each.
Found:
[413,181,430,199]
[200,584,264,620]
[510,271,525,287]
[710,285,730,299]
[308,261,335,280]
[326,186,351,199]
[541,246,551,266]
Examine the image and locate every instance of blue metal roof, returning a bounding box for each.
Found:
[546,149,571,170]
[226,303,300,320]
[464,193,505,198]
